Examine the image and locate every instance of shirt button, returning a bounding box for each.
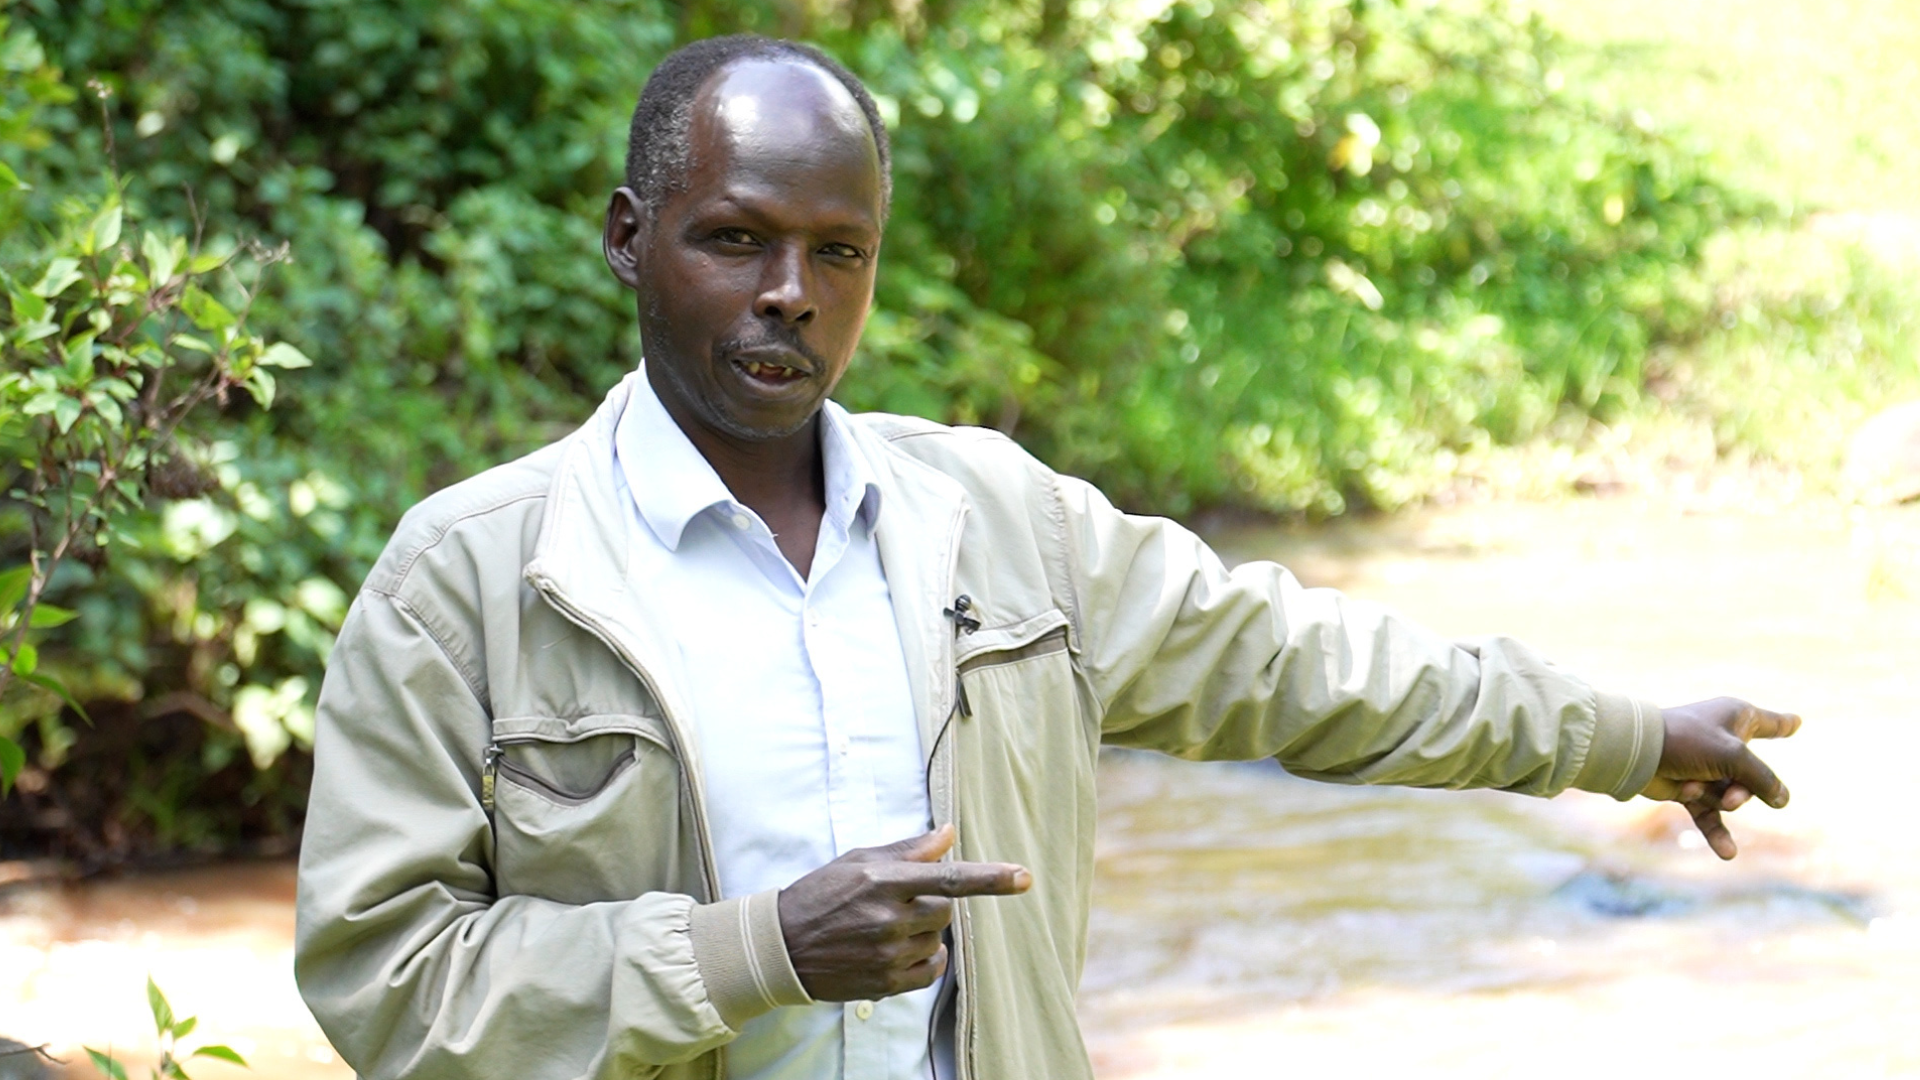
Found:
[730,513,751,531]
[854,1000,875,1021]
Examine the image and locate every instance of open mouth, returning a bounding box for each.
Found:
[735,356,810,386]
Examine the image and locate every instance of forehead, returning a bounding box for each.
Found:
[680,58,881,219]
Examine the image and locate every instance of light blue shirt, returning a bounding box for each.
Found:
[614,371,938,1080]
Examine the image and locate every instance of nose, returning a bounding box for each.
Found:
[755,244,816,326]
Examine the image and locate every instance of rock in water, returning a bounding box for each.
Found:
[0,1039,50,1080]
[1845,401,1920,504]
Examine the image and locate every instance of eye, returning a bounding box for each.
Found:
[819,242,868,262]
[712,228,761,248]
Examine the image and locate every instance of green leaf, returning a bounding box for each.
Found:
[31,257,81,298]
[245,368,275,409]
[28,604,76,628]
[87,1046,130,1080]
[90,391,123,428]
[66,331,98,380]
[89,202,124,253]
[186,251,229,275]
[0,161,26,191]
[96,376,138,400]
[9,287,46,323]
[179,286,235,333]
[171,1015,197,1041]
[11,642,37,675]
[168,333,214,355]
[148,976,175,1037]
[0,565,30,611]
[258,342,312,369]
[53,396,81,433]
[15,319,59,345]
[142,231,180,286]
[0,735,23,798]
[189,1045,246,1067]
[20,672,91,723]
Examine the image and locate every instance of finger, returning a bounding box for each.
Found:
[853,824,956,865]
[1720,783,1751,812]
[888,929,945,968]
[1728,744,1790,809]
[888,860,1033,899]
[1734,704,1802,742]
[895,894,955,937]
[1688,799,1737,860]
[888,944,949,996]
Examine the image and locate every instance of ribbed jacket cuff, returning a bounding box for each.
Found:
[688,889,813,1030]
[1573,692,1665,800]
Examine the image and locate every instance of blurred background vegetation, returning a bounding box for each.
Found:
[1,0,1915,867]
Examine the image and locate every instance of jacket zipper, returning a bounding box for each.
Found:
[521,575,725,906]
[934,503,979,1080]
[484,740,639,808]
[523,576,730,1080]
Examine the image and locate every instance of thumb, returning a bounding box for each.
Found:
[1729,745,1790,809]
[852,824,955,864]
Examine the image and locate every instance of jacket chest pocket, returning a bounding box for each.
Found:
[953,608,1095,803]
[486,713,695,905]
[951,608,1101,989]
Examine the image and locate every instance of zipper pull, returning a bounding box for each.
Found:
[482,744,503,812]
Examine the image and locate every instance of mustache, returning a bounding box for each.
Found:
[713,323,825,373]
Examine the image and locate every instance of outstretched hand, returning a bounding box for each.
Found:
[777,824,1031,1002]
[1643,697,1801,860]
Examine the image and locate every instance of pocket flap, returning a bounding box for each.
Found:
[956,608,1071,673]
[491,712,671,749]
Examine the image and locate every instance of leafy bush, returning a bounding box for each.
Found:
[0,0,1750,859]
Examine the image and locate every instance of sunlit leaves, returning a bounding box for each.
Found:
[86,1047,130,1080]
[83,979,249,1080]
[191,1046,247,1066]
[179,286,236,333]
[259,342,312,369]
[31,256,80,298]
[0,69,297,741]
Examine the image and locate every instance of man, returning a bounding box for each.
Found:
[294,34,1799,1080]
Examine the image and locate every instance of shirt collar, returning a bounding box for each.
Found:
[615,366,882,552]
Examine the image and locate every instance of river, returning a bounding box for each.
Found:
[4,495,1916,1079]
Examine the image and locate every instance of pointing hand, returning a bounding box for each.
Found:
[777,824,1031,1001]
[1642,697,1801,860]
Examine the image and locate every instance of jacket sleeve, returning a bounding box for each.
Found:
[294,591,808,1080]
[1052,473,1662,799]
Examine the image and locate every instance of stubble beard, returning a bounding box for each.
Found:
[640,293,827,443]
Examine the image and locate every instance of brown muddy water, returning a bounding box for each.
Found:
[4,497,1917,1079]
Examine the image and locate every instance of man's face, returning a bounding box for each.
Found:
[608,59,884,444]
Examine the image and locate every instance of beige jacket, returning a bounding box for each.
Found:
[294,372,1663,1080]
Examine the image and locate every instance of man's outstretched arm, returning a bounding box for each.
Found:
[1048,469,1796,856]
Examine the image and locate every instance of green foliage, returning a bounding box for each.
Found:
[0,0,1789,856]
[87,977,249,1080]
[0,24,300,812]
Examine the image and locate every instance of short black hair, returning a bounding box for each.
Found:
[626,35,893,221]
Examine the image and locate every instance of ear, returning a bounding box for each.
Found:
[603,186,648,291]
